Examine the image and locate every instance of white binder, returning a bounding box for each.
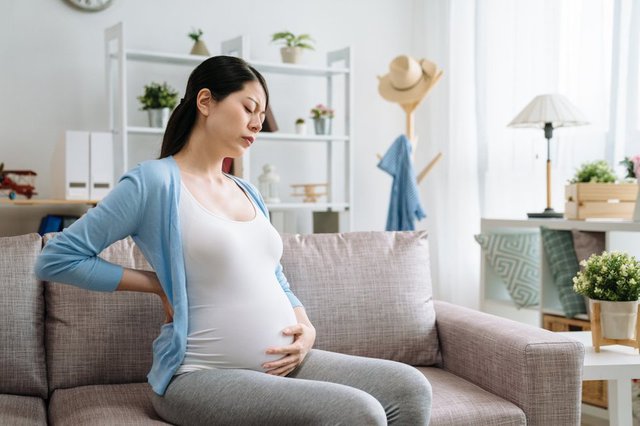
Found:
[65,131,90,200]
[89,132,113,201]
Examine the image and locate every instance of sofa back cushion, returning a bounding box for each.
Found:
[0,233,48,399]
[280,230,440,366]
[44,234,165,391]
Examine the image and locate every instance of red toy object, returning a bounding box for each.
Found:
[0,163,37,199]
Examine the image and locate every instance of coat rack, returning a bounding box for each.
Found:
[376,69,444,185]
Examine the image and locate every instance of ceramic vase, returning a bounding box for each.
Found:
[280,47,302,64]
[190,40,210,56]
[295,123,306,135]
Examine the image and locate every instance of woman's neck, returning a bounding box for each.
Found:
[173,131,226,183]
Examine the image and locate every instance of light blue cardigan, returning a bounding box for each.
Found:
[34,156,303,395]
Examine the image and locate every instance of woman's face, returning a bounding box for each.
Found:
[203,81,266,158]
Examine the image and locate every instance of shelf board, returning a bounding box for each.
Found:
[251,60,349,76]
[121,50,349,76]
[127,126,164,135]
[0,199,98,206]
[259,133,349,142]
[481,217,640,232]
[125,50,206,66]
[266,202,349,212]
[126,127,349,142]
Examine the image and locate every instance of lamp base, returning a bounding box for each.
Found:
[527,208,564,219]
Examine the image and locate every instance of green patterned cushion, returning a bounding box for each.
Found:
[475,233,540,308]
[540,227,586,318]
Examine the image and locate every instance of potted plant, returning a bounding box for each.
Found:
[565,160,638,220]
[295,118,306,135]
[569,160,617,184]
[310,104,334,135]
[188,28,209,56]
[271,31,315,64]
[573,251,640,339]
[137,82,179,128]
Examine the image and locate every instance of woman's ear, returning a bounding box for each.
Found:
[196,88,213,117]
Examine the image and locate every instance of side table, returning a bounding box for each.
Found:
[559,331,640,426]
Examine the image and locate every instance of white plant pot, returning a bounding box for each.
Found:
[280,47,302,64]
[593,299,639,340]
[295,123,306,135]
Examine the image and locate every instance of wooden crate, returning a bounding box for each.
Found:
[564,183,637,220]
[542,314,607,408]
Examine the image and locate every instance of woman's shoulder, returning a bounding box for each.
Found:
[119,157,176,189]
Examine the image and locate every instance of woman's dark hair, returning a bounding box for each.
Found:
[159,55,269,159]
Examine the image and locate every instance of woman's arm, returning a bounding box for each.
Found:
[117,268,173,323]
[34,166,147,292]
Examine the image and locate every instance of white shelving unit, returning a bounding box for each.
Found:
[105,23,353,232]
[480,218,640,327]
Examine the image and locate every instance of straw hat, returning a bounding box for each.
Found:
[378,55,442,104]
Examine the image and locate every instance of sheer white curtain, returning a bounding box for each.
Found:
[413,0,639,308]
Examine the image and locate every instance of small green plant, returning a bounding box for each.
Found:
[295,118,305,125]
[271,31,315,50]
[188,28,203,42]
[137,82,179,110]
[310,104,334,119]
[573,251,640,302]
[569,160,617,183]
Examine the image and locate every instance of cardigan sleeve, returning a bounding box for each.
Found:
[34,166,147,292]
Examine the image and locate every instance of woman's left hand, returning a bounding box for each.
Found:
[263,323,316,376]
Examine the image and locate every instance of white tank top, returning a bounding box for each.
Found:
[175,179,297,374]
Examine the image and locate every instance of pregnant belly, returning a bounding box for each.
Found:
[180,290,298,372]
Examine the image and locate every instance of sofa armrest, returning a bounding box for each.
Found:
[434,301,584,426]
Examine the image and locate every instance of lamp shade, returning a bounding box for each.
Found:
[508,94,589,129]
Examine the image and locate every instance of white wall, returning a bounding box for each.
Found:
[0,0,422,235]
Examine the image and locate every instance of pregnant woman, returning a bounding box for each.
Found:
[35,55,432,425]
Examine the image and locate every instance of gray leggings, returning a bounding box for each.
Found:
[150,349,432,426]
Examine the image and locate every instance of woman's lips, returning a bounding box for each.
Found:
[242,136,254,146]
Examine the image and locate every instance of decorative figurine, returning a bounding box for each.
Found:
[258,164,281,203]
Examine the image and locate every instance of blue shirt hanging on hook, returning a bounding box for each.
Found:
[377,134,426,231]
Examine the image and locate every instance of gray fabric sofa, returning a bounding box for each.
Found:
[1,230,584,425]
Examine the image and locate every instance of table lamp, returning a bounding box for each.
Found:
[508,94,589,218]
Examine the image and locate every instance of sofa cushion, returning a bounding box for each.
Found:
[571,229,605,266]
[44,235,165,391]
[0,233,48,399]
[49,383,169,425]
[280,230,440,366]
[416,367,525,426]
[474,233,540,308]
[0,394,47,426]
[540,227,586,318]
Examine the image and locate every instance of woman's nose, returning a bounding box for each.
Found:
[249,118,262,132]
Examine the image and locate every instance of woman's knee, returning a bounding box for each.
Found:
[382,363,432,425]
[333,389,387,426]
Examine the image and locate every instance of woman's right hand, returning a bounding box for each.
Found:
[117,268,173,324]
[159,290,174,324]
[150,272,173,324]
